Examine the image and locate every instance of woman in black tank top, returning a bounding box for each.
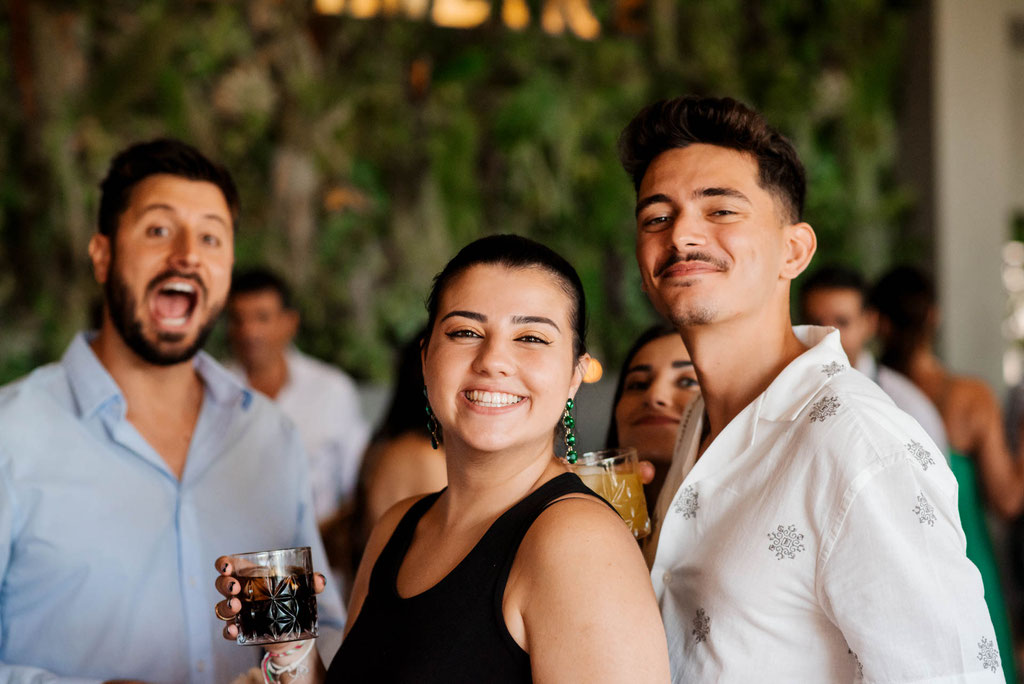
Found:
[215,236,670,683]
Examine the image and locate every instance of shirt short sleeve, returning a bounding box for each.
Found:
[818,456,999,682]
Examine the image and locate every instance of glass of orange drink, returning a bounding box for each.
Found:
[568,447,651,539]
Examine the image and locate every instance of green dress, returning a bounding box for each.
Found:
[949,450,1017,683]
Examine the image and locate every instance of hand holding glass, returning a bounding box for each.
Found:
[215,546,319,646]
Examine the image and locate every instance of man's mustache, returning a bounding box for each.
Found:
[655,252,729,278]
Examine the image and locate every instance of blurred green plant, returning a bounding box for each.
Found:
[0,0,914,384]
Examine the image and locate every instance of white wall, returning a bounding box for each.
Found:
[933,0,1018,390]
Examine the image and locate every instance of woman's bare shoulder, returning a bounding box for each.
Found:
[949,374,1001,416]
[518,494,640,569]
[368,493,431,545]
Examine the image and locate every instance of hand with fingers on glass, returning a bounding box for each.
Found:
[213,555,329,681]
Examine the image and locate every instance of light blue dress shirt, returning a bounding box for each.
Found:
[0,334,345,684]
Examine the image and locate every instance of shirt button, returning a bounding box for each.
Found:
[663,572,672,585]
[197,660,206,672]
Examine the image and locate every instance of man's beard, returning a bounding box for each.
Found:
[668,304,716,328]
[104,265,220,366]
[654,251,725,328]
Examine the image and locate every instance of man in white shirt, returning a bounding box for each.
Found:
[619,95,997,681]
[226,268,370,524]
[800,264,949,454]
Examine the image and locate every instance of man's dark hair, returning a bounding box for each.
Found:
[799,265,868,308]
[230,267,294,310]
[618,95,806,223]
[867,265,936,374]
[98,138,240,238]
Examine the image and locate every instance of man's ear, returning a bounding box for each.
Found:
[864,308,879,337]
[88,234,112,285]
[284,309,300,340]
[781,222,817,281]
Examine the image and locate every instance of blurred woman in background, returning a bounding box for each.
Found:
[607,324,700,507]
[871,265,1022,683]
[356,329,448,535]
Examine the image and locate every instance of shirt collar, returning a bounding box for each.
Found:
[63,332,253,419]
[195,351,253,407]
[756,325,851,422]
[63,332,123,419]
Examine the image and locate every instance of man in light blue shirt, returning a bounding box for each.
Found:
[0,139,344,684]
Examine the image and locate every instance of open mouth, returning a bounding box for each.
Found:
[465,390,525,408]
[150,281,199,328]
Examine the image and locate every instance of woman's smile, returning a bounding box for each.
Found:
[463,389,526,408]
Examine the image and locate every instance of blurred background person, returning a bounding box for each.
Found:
[871,265,1022,683]
[800,265,948,454]
[606,324,699,508]
[226,268,371,525]
[323,328,448,598]
[357,328,447,529]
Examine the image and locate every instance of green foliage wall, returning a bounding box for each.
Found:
[0,0,914,383]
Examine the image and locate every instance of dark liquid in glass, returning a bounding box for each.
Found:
[236,566,318,644]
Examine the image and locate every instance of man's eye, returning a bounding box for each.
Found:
[709,209,736,217]
[639,216,671,232]
[202,234,222,247]
[147,225,170,237]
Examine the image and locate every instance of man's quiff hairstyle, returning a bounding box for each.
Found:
[618,96,806,223]
[98,138,240,239]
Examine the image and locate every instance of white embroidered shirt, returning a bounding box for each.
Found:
[649,326,998,682]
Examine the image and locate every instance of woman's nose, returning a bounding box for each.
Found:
[471,338,514,376]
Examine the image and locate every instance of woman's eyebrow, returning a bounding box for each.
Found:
[511,315,560,331]
[441,310,486,323]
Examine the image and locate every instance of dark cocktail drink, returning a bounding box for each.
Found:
[236,567,318,644]
[229,546,319,646]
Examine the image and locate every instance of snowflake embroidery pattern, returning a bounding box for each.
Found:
[673,485,699,519]
[913,493,936,527]
[821,361,846,378]
[906,440,935,471]
[977,636,1000,673]
[692,608,710,643]
[767,524,806,560]
[809,395,841,423]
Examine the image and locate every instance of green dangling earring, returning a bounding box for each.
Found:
[563,398,578,464]
[423,386,440,450]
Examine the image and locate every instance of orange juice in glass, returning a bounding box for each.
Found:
[569,448,651,539]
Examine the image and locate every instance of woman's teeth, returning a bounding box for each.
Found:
[465,390,524,407]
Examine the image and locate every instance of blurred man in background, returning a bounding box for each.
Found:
[226,268,370,525]
[0,139,344,684]
[799,264,948,454]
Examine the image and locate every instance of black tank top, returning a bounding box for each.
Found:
[326,472,610,683]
